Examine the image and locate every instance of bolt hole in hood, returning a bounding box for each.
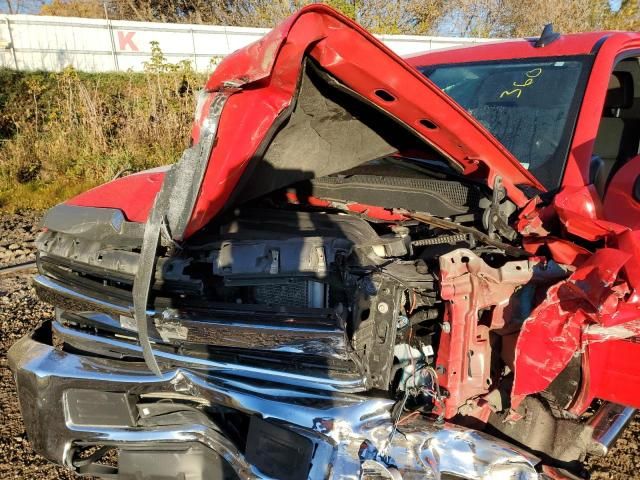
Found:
[65,4,542,240]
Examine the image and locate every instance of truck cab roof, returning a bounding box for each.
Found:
[406,31,640,66]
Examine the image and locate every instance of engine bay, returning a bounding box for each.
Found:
[36,156,612,469]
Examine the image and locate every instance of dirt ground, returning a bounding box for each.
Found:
[1,211,639,479]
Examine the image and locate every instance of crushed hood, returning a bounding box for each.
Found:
[67,4,542,240]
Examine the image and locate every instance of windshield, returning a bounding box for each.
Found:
[420,57,590,189]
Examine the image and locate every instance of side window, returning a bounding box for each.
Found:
[592,57,640,197]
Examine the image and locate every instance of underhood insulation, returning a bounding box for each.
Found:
[231,60,427,204]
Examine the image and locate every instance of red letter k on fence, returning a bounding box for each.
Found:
[117,31,139,51]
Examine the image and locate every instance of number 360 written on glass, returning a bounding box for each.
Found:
[499,68,543,99]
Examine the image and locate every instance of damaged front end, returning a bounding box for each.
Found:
[16,194,637,479]
[8,4,640,480]
[11,199,546,479]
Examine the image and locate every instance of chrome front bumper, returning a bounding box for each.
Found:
[9,322,543,480]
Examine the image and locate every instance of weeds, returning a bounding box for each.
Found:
[0,56,205,211]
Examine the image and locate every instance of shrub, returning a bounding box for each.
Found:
[0,61,205,211]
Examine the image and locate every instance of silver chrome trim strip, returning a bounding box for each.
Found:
[34,274,139,317]
[36,273,365,391]
[53,321,366,392]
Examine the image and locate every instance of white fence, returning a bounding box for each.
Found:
[0,14,499,73]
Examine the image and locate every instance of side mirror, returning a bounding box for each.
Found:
[603,154,640,229]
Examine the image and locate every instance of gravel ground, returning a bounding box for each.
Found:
[0,212,639,479]
[0,210,39,268]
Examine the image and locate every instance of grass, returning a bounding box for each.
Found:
[0,55,206,211]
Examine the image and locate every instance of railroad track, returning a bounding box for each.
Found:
[0,260,37,276]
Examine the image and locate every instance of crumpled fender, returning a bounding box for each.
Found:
[512,185,640,411]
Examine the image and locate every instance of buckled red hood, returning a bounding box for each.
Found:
[67,4,542,239]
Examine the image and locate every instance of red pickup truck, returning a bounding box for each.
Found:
[9,5,640,480]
